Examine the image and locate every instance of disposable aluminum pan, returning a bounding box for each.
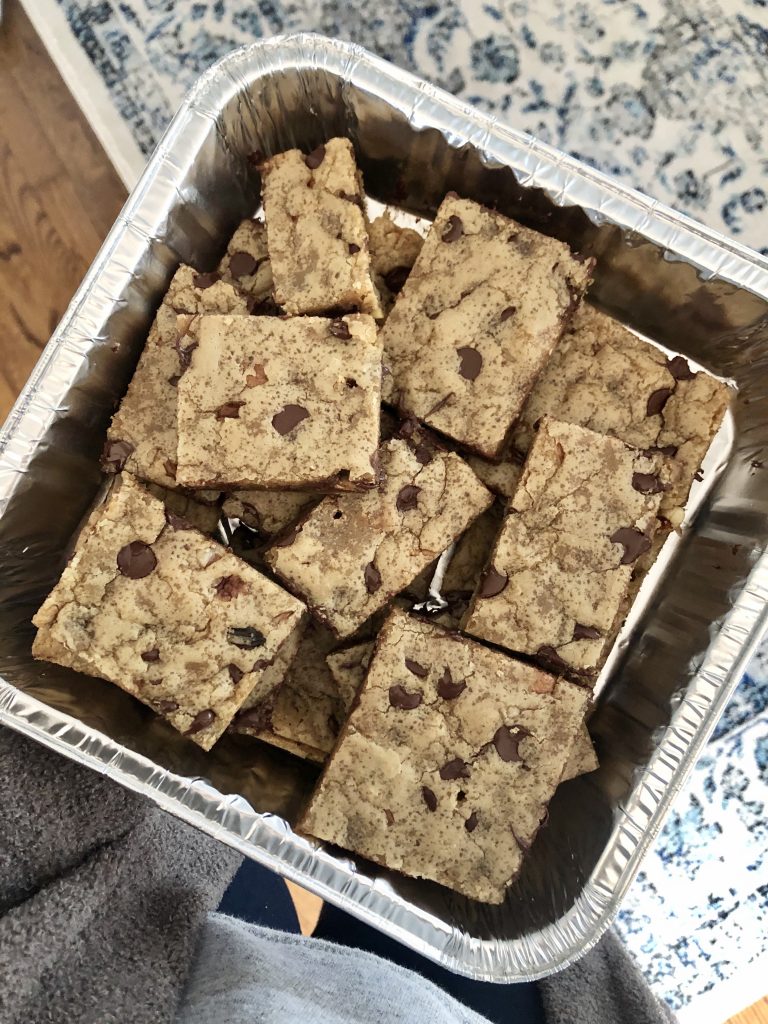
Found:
[1,35,768,982]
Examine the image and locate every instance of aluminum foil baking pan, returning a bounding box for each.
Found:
[2,35,768,982]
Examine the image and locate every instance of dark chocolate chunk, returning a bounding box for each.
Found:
[464,811,479,833]
[141,648,160,663]
[404,657,428,678]
[667,355,694,380]
[632,472,665,495]
[192,272,220,290]
[437,666,466,700]
[456,346,482,381]
[186,708,216,735]
[396,485,421,512]
[304,144,326,169]
[168,375,180,387]
[364,562,382,594]
[573,623,601,641]
[388,684,423,710]
[175,338,198,372]
[101,439,134,473]
[348,243,361,255]
[163,459,178,480]
[478,566,508,598]
[492,724,530,762]
[117,541,157,580]
[235,704,271,730]
[215,575,245,599]
[422,786,438,812]
[329,319,351,340]
[413,442,433,466]
[384,809,395,826]
[441,215,463,242]
[383,265,410,293]
[656,444,679,458]
[500,306,517,322]
[164,510,194,530]
[154,699,179,714]
[215,401,246,420]
[610,526,652,565]
[228,251,260,278]
[439,757,470,781]
[272,404,310,435]
[537,645,570,672]
[228,664,244,684]
[646,387,673,417]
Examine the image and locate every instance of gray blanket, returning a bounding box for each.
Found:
[0,727,673,1024]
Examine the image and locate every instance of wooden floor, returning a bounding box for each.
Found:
[0,2,764,1020]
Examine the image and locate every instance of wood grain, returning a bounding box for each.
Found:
[0,0,125,421]
[727,996,768,1024]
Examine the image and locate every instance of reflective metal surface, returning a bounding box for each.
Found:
[1,35,768,981]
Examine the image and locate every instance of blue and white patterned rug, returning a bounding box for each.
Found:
[21,1,768,1018]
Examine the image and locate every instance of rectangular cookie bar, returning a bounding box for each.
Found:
[463,417,665,680]
[176,313,382,492]
[367,213,424,313]
[217,218,274,311]
[103,264,249,491]
[261,138,382,317]
[300,609,589,904]
[266,437,493,638]
[32,475,305,750]
[380,194,593,458]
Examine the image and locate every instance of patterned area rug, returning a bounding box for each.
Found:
[21,0,768,1018]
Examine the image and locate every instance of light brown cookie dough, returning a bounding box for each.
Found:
[143,479,221,534]
[217,219,275,310]
[463,417,665,680]
[176,313,382,492]
[32,475,305,751]
[465,449,523,500]
[266,438,493,638]
[368,213,424,313]
[509,304,732,526]
[561,725,599,782]
[261,138,383,317]
[326,640,374,709]
[103,264,249,490]
[300,609,589,904]
[380,194,593,458]
[222,490,318,537]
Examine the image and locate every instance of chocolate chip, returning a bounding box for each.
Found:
[168,375,180,387]
[500,306,517,321]
[396,485,421,512]
[384,265,410,293]
[388,684,423,710]
[348,243,361,255]
[235,705,271,730]
[478,566,508,598]
[163,459,178,480]
[667,355,694,380]
[465,811,479,833]
[437,667,466,700]
[632,472,665,495]
[364,562,382,594]
[216,401,245,420]
[537,645,571,672]
[228,251,260,278]
[404,657,428,678]
[422,786,438,812]
[656,444,679,457]
[193,272,220,290]
[117,541,157,580]
[154,699,179,714]
[227,626,266,650]
[329,319,351,340]
[336,190,364,208]
[164,510,193,530]
[439,757,470,781]
[413,443,433,466]
[305,144,326,169]
[186,708,216,735]
[456,346,482,381]
[141,648,160,663]
[101,439,134,473]
[228,664,244,684]
[646,387,673,417]
[215,575,245,599]
[573,623,601,641]
[384,809,395,826]
[610,526,652,565]
[175,338,198,371]
[441,215,463,242]
[493,724,530,762]
[272,404,310,435]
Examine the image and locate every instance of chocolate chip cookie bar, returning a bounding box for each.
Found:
[266,438,493,637]
[218,218,274,310]
[261,138,383,317]
[300,609,589,903]
[103,264,249,491]
[367,213,424,313]
[32,475,305,750]
[380,195,593,458]
[176,313,382,491]
[463,417,665,680]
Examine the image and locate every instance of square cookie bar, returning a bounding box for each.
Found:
[300,610,589,904]
[32,476,305,750]
[266,438,493,637]
[217,218,274,310]
[463,417,665,680]
[261,138,382,317]
[103,264,249,491]
[176,313,381,491]
[380,195,593,458]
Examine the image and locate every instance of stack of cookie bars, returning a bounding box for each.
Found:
[32,138,731,904]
